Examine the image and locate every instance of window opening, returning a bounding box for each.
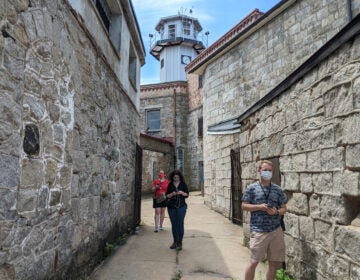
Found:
[146,109,161,131]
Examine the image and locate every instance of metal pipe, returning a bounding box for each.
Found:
[173,88,177,169]
[347,0,352,22]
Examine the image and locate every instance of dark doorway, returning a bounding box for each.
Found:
[230,148,243,225]
[199,161,204,196]
[133,143,142,228]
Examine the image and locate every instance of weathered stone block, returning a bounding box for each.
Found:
[313,172,332,194]
[45,158,57,187]
[23,94,45,120]
[335,114,360,145]
[334,226,360,263]
[272,110,286,133]
[354,76,360,110]
[318,252,350,280]
[351,263,360,280]
[283,133,298,153]
[20,159,44,188]
[307,150,321,171]
[319,195,354,224]
[53,124,64,143]
[241,144,252,162]
[284,213,299,238]
[241,162,257,180]
[320,147,344,171]
[346,144,360,169]
[324,83,353,118]
[314,220,333,250]
[0,155,20,188]
[284,235,302,258]
[49,188,61,206]
[292,153,306,172]
[17,189,37,212]
[300,173,313,193]
[309,193,320,219]
[299,216,314,241]
[284,172,300,191]
[333,170,360,196]
[38,185,48,208]
[288,193,309,215]
[279,155,293,172]
[258,133,283,159]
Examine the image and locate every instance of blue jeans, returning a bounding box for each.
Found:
[168,206,187,242]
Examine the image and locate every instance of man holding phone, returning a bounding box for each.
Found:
[242,160,287,280]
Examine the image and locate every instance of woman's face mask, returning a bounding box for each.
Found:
[173,176,180,182]
[260,170,272,181]
[159,173,165,179]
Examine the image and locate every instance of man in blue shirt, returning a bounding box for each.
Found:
[242,160,287,280]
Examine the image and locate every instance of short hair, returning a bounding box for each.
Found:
[257,160,273,170]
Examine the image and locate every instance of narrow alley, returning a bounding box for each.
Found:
[90,192,266,280]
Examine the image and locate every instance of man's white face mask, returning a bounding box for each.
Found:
[260,170,272,181]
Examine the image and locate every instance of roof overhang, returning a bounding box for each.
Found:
[207,118,241,135]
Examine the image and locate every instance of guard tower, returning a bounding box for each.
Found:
[150,10,206,82]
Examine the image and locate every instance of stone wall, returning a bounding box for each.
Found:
[140,83,190,185]
[0,0,141,279]
[187,73,204,190]
[238,27,360,280]
[203,0,358,215]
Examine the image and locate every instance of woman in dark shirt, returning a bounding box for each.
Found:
[166,169,189,250]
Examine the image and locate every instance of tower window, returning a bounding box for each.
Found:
[183,21,191,36]
[161,59,164,68]
[168,24,176,39]
[146,109,161,131]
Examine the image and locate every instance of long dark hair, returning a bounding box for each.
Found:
[168,169,185,184]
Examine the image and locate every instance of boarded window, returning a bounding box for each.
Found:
[177,148,184,173]
[129,44,137,87]
[146,109,161,131]
[198,117,203,137]
[198,75,203,88]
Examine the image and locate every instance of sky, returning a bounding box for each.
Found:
[132,0,281,85]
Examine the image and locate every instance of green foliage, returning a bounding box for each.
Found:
[172,270,182,280]
[276,268,296,280]
[104,233,128,257]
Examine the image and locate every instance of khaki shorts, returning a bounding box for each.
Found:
[250,226,285,262]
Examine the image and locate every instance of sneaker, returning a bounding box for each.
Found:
[154,227,158,232]
[176,241,182,251]
[159,226,163,231]
[170,242,177,249]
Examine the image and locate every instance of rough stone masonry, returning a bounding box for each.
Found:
[0,0,140,279]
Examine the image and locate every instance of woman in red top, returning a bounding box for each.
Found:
[151,170,169,232]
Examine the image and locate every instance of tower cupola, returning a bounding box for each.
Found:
[150,10,206,82]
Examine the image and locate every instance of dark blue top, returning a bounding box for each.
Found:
[242,181,287,232]
[166,182,189,209]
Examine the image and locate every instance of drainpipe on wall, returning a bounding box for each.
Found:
[173,88,177,170]
[347,0,352,22]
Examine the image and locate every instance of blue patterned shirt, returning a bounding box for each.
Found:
[242,181,287,232]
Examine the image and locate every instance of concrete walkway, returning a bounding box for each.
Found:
[90,192,267,280]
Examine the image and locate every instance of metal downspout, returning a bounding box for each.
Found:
[173,88,177,169]
[347,0,352,22]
